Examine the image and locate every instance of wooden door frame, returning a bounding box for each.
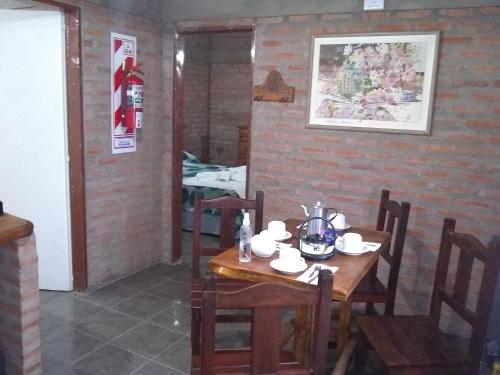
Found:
[35,0,87,290]
[171,25,255,262]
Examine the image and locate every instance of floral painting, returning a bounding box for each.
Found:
[308,33,439,134]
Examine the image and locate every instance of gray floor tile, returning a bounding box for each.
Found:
[77,283,139,307]
[41,328,104,366]
[149,303,190,335]
[42,356,77,375]
[41,295,104,324]
[70,344,148,375]
[40,290,72,306]
[155,336,191,373]
[74,309,141,341]
[134,361,186,375]
[145,279,190,303]
[115,271,166,292]
[112,292,169,320]
[142,263,180,278]
[143,263,192,284]
[111,322,183,358]
[40,315,71,340]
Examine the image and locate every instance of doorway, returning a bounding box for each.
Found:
[171,27,255,262]
[0,0,86,290]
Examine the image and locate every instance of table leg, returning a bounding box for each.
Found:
[338,296,352,355]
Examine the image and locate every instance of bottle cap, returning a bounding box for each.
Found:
[242,212,250,226]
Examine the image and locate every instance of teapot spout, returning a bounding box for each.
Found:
[300,205,309,217]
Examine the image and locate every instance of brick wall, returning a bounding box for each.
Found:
[60,0,166,288]
[0,234,41,375]
[178,6,500,322]
[183,35,211,160]
[209,32,252,166]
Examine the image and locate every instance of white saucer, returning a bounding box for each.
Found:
[270,259,307,274]
[336,242,379,256]
[260,230,292,241]
[334,224,351,231]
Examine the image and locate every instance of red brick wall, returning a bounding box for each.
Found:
[61,0,165,288]
[184,35,210,160]
[0,235,41,375]
[182,32,252,165]
[178,6,500,320]
[209,32,252,166]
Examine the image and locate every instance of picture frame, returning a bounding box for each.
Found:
[307,32,440,135]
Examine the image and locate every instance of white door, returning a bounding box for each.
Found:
[0,9,73,290]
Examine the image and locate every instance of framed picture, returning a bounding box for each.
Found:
[308,32,440,134]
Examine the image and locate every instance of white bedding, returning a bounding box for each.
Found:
[182,165,247,198]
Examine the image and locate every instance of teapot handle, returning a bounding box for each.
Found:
[327,207,338,222]
[297,216,335,235]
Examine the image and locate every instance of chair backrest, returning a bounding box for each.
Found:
[375,189,411,314]
[192,190,264,279]
[429,218,500,373]
[200,270,333,375]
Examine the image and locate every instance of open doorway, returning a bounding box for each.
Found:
[0,0,86,290]
[171,27,255,262]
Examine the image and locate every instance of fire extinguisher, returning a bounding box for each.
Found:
[122,63,144,131]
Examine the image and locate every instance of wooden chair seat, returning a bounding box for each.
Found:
[356,315,470,371]
[351,274,387,303]
[350,219,500,375]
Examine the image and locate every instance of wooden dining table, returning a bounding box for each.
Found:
[208,218,391,359]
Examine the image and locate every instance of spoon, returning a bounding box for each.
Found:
[308,265,322,283]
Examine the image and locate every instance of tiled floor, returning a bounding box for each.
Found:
[40,231,210,375]
[39,231,378,374]
[39,231,479,375]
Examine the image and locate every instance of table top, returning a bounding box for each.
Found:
[208,218,391,301]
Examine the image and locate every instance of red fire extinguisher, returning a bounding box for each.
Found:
[122,64,144,131]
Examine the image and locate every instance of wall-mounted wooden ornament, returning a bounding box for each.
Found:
[253,70,295,103]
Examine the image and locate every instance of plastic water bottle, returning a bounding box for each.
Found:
[239,212,252,262]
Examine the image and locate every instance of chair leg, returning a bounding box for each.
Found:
[191,306,201,368]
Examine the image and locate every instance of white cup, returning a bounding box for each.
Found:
[251,234,276,257]
[335,232,362,252]
[268,220,286,237]
[330,213,346,229]
[279,247,304,268]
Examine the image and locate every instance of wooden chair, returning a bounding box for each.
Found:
[195,270,334,375]
[352,189,411,315]
[191,190,264,370]
[354,218,500,375]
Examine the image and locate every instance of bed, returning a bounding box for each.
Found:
[182,151,246,235]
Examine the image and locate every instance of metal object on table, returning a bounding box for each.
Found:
[298,217,337,261]
[300,201,337,237]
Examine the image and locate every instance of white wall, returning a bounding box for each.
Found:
[0,9,72,290]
